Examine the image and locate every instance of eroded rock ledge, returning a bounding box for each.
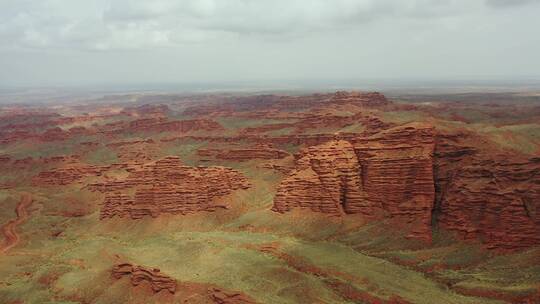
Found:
[272,123,435,242]
[112,263,258,303]
[89,156,250,219]
[112,263,177,294]
[272,123,540,250]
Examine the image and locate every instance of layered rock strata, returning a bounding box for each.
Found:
[127,118,224,133]
[437,155,540,250]
[112,263,177,294]
[273,123,436,241]
[197,144,290,161]
[90,156,250,219]
[32,162,104,186]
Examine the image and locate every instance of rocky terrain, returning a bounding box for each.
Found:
[0,90,539,304]
[112,263,178,294]
[89,156,251,219]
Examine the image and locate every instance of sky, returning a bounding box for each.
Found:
[1,0,540,87]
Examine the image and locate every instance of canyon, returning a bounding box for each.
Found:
[1,90,539,304]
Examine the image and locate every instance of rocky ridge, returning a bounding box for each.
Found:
[89,156,250,219]
[272,123,435,241]
[112,263,177,294]
[198,144,290,161]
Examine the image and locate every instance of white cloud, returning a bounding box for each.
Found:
[486,0,540,7]
[0,0,488,51]
[1,0,539,86]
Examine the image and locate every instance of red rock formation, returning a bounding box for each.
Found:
[273,123,436,241]
[67,126,92,136]
[121,104,170,117]
[0,130,32,144]
[12,157,33,167]
[80,141,100,147]
[0,155,11,166]
[437,155,540,250]
[240,123,296,135]
[0,112,61,131]
[209,288,258,304]
[107,139,157,163]
[181,91,391,116]
[91,156,250,219]
[32,161,104,186]
[161,134,351,149]
[354,114,395,136]
[258,163,293,174]
[432,133,540,250]
[198,144,290,161]
[352,124,436,240]
[112,263,177,294]
[112,263,258,303]
[273,140,369,215]
[127,118,224,133]
[330,91,390,107]
[153,119,224,133]
[52,115,99,126]
[39,127,70,141]
[237,113,388,136]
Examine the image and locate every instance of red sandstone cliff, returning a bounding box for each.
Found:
[432,133,540,250]
[198,144,290,161]
[272,122,540,249]
[112,263,177,294]
[90,156,250,219]
[112,263,258,303]
[273,123,435,241]
[439,157,540,250]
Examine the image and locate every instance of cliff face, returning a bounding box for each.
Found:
[272,121,540,249]
[112,263,177,294]
[330,91,390,107]
[198,144,290,161]
[352,124,436,241]
[273,124,435,241]
[32,158,104,186]
[107,139,158,163]
[91,156,250,219]
[437,156,540,250]
[433,134,540,250]
[273,140,368,215]
[112,263,258,303]
[127,118,224,133]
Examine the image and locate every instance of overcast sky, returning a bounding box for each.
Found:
[1,0,539,87]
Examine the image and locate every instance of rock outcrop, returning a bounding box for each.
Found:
[330,91,390,107]
[209,288,258,304]
[433,133,540,250]
[0,155,11,166]
[112,263,258,303]
[273,123,436,241]
[437,156,540,250]
[107,139,157,163]
[198,144,290,161]
[32,161,104,186]
[272,140,368,215]
[181,91,391,116]
[273,122,540,248]
[91,156,251,219]
[351,123,436,240]
[127,118,224,133]
[112,263,177,294]
[121,104,170,117]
